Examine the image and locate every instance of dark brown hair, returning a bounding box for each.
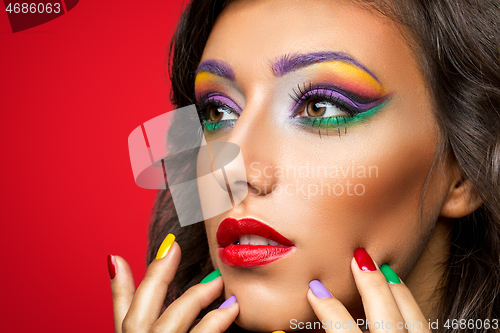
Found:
[147,1,500,332]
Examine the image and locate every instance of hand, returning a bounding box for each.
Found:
[307,248,431,333]
[108,234,239,333]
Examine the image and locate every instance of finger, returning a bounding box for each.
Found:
[379,265,431,333]
[152,272,224,332]
[122,235,181,333]
[189,295,239,333]
[109,255,136,333]
[307,280,362,333]
[352,248,406,333]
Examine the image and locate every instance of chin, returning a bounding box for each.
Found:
[232,289,318,332]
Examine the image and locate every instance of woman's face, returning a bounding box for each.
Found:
[196,0,452,331]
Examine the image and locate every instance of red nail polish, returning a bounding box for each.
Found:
[107,254,116,279]
[354,248,376,271]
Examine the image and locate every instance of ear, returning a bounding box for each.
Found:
[440,175,483,218]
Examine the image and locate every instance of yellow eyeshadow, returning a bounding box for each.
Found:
[311,61,386,95]
[195,71,222,87]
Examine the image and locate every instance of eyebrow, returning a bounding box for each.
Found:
[271,51,380,82]
[196,60,235,81]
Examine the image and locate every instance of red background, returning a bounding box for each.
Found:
[0,1,183,331]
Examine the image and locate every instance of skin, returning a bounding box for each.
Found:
[110,0,482,332]
[199,0,449,330]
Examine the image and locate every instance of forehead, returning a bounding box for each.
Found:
[200,0,409,82]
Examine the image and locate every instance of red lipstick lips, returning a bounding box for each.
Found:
[217,217,294,267]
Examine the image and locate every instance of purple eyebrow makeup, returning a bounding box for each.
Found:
[271,51,380,82]
[196,59,236,81]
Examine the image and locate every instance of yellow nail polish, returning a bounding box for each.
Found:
[272,331,286,333]
[156,234,175,259]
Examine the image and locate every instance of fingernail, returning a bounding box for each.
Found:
[380,264,401,284]
[156,233,175,259]
[200,269,221,284]
[272,331,286,333]
[309,280,332,299]
[354,248,377,272]
[107,254,116,280]
[218,295,237,309]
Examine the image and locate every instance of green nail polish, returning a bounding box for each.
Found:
[380,264,401,284]
[200,269,221,284]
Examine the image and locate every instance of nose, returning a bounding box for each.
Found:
[209,102,280,198]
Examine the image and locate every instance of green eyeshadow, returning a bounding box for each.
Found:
[294,102,387,134]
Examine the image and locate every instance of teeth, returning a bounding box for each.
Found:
[268,239,279,246]
[239,235,251,245]
[236,234,281,246]
[250,235,269,245]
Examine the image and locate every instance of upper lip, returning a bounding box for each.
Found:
[217,217,294,247]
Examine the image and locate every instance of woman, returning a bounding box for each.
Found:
[109,0,500,332]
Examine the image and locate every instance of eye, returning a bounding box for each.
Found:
[204,104,238,122]
[295,99,349,118]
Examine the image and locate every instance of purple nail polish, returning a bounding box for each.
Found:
[309,280,332,299]
[218,295,237,309]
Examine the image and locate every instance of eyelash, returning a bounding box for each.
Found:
[196,95,238,132]
[290,82,382,137]
[197,99,230,119]
[290,82,365,117]
[196,84,384,136]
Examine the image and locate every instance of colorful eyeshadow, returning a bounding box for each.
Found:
[294,102,388,136]
[195,52,392,137]
[303,61,386,99]
[195,71,226,91]
[203,120,234,133]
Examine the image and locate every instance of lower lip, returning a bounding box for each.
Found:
[219,245,294,267]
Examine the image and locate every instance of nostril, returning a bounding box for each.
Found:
[229,180,259,196]
[246,181,266,196]
[227,179,252,199]
[234,180,249,187]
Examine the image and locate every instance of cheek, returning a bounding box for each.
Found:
[344,104,444,269]
[344,135,438,263]
[204,219,220,269]
[271,103,442,298]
